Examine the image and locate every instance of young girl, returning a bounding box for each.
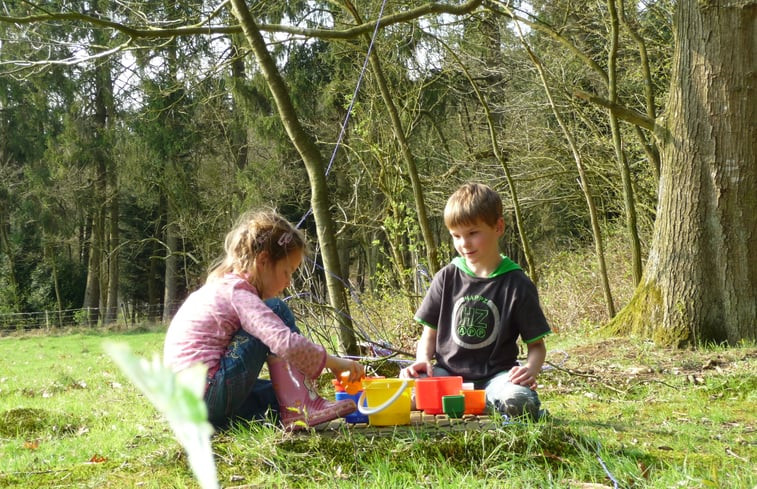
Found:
[164,209,364,430]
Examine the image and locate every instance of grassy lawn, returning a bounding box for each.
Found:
[0,326,754,488]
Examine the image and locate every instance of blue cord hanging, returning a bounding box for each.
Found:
[296,0,389,229]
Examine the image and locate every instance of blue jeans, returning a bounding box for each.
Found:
[204,298,300,428]
[432,365,542,419]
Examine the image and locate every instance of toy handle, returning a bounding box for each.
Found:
[357,380,410,415]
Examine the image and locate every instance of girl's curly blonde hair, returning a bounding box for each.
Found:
[207,209,307,282]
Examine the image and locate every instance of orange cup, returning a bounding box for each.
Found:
[461,389,486,415]
[340,371,364,395]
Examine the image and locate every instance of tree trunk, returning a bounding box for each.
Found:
[85,19,113,326]
[0,209,19,309]
[342,1,441,276]
[82,211,102,326]
[147,236,163,321]
[105,188,119,324]
[47,243,63,327]
[148,200,165,321]
[83,137,107,327]
[607,0,643,286]
[230,0,358,355]
[517,26,617,318]
[608,0,757,346]
[162,200,179,323]
[92,27,118,325]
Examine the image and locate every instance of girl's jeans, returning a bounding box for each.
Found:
[204,298,299,428]
[431,365,542,420]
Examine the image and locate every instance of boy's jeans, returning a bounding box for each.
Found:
[204,298,300,428]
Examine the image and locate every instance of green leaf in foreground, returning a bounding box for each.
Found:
[104,342,219,489]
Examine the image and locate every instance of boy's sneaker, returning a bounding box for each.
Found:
[499,398,540,421]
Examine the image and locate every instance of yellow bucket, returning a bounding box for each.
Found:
[357,378,414,426]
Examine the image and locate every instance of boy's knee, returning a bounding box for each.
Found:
[486,381,541,420]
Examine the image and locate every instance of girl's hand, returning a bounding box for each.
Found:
[325,355,364,383]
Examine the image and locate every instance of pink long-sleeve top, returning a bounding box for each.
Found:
[163,273,326,381]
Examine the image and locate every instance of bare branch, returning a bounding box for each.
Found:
[0,39,133,70]
[0,0,484,40]
[488,0,609,86]
[573,90,656,131]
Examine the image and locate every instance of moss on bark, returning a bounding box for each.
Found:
[603,279,691,348]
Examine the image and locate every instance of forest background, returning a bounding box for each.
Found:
[0,0,754,352]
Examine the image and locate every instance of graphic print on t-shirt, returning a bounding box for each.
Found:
[450,294,500,350]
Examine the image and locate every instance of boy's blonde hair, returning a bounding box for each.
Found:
[207,209,307,282]
[444,182,503,228]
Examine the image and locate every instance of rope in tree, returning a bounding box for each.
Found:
[285,0,418,363]
[296,0,389,229]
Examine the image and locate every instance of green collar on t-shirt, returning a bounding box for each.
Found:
[452,254,521,278]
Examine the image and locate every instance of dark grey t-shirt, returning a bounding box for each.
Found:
[414,256,551,381]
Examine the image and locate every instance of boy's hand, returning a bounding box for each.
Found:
[507,365,538,390]
[402,326,437,379]
[399,360,433,379]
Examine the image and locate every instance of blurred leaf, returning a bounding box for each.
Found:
[104,342,219,489]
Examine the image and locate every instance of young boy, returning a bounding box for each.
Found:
[400,182,551,419]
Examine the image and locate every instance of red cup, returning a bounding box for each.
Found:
[414,376,463,415]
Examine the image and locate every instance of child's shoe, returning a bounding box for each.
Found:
[267,356,356,430]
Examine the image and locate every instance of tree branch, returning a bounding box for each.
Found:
[573,90,656,131]
[0,0,484,41]
[487,0,608,86]
[0,40,133,70]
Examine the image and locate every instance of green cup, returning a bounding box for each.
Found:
[442,394,465,418]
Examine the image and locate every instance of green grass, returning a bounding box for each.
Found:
[1,326,755,488]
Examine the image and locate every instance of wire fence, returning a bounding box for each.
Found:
[0,264,429,355]
[0,302,177,334]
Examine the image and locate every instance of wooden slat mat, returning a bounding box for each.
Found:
[314,412,499,435]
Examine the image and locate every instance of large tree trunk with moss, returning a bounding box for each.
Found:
[607,0,756,346]
[230,0,358,355]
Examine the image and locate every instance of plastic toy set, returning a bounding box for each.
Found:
[334,374,487,426]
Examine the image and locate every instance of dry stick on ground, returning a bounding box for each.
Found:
[544,361,628,395]
[635,378,679,389]
[546,361,682,392]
